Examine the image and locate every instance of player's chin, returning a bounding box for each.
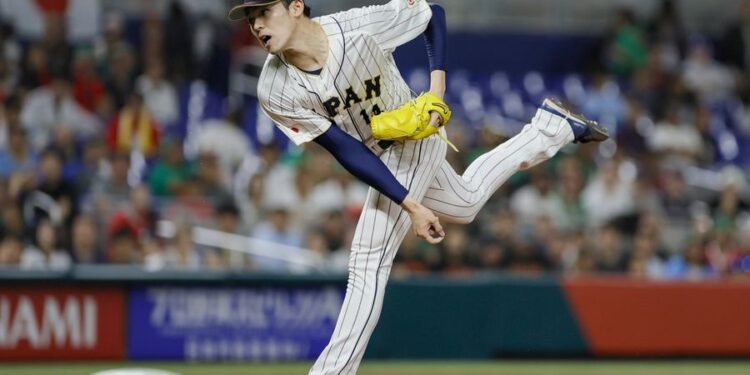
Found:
[265,44,280,54]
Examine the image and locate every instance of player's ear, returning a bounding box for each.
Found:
[289,0,305,17]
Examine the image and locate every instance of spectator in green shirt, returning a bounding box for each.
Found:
[147,137,194,197]
[607,8,648,78]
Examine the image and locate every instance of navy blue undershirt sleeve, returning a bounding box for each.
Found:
[423,3,447,72]
[313,124,409,204]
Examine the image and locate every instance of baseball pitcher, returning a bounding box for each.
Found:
[228,0,608,373]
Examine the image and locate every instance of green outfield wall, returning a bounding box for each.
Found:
[367,275,587,358]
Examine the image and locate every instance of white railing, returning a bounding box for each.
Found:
[156,220,328,273]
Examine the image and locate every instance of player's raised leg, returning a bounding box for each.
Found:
[422,98,608,223]
[310,136,447,375]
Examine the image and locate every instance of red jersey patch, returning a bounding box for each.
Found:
[291,127,299,133]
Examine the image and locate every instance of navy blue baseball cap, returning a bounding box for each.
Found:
[228,0,282,21]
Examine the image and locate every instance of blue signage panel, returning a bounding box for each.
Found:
[128,286,344,361]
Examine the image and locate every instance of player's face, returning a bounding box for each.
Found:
[246,2,297,54]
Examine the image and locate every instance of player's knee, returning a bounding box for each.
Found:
[545,144,560,158]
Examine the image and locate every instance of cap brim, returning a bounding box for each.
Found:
[227,0,282,21]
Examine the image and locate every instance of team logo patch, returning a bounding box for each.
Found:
[406,0,417,7]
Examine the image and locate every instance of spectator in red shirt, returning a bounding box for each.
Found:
[72,50,105,113]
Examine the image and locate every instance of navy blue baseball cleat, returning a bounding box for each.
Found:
[541,98,609,143]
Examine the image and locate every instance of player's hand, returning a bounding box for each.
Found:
[401,196,445,244]
[428,111,443,128]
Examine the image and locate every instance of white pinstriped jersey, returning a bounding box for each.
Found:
[257,0,433,151]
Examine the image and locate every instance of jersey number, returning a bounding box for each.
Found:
[359,104,382,125]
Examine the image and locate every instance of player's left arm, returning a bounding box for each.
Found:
[422,3,448,127]
[337,0,432,51]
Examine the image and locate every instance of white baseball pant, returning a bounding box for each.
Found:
[310,105,574,375]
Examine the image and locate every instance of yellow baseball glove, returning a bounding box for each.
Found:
[370,92,458,151]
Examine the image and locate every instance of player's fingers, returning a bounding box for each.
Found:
[428,111,442,128]
[413,223,424,237]
[431,219,445,238]
[429,225,445,241]
[426,220,444,243]
[428,229,444,244]
[422,229,442,244]
[415,224,436,244]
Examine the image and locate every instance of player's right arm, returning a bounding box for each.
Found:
[313,125,444,244]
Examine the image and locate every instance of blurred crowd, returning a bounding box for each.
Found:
[0,0,748,280]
